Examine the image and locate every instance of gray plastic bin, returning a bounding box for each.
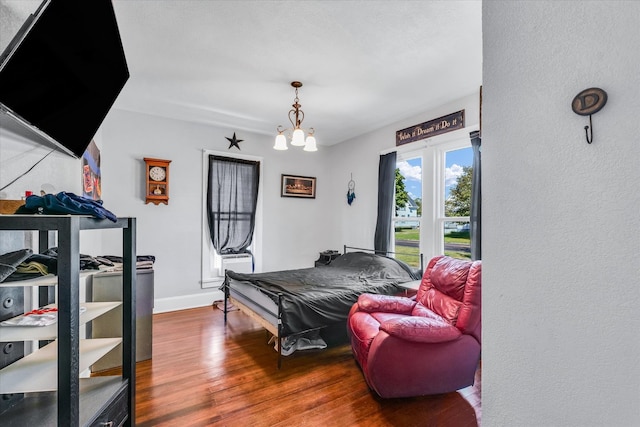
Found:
[89,268,154,372]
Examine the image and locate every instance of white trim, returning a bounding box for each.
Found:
[433,141,472,258]
[441,216,470,223]
[153,290,224,314]
[201,277,224,289]
[201,149,263,289]
[391,134,473,261]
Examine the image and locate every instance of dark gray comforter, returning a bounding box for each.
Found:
[225,251,419,336]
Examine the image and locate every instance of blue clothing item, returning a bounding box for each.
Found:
[21,192,117,222]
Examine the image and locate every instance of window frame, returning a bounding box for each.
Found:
[436,142,472,259]
[392,151,423,253]
[391,130,473,262]
[200,149,263,289]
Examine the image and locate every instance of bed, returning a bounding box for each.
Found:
[222,247,422,368]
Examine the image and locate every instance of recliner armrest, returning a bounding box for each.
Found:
[380,316,462,343]
[357,293,416,314]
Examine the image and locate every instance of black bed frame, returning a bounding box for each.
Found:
[222,246,423,369]
[223,277,329,369]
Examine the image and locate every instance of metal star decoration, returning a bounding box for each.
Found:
[226,132,243,150]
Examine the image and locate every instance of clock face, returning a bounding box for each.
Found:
[149,166,166,182]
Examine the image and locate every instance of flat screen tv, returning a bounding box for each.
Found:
[0,0,129,158]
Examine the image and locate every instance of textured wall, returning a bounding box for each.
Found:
[327,93,480,255]
[482,1,640,425]
[99,109,333,302]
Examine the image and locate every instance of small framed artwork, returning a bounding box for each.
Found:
[281,174,316,199]
[82,140,102,200]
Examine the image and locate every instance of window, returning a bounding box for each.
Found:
[393,135,472,264]
[201,150,263,289]
[206,155,259,254]
[442,147,472,259]
[394,154,422,268]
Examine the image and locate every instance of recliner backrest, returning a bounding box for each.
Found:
[415,255,482,343]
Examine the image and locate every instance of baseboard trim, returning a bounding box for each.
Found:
[153,290,224,314]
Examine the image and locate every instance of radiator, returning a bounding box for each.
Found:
[221,254,253,274]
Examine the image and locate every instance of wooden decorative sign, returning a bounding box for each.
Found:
[396,110,465,146]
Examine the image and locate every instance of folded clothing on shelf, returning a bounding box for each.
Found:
[99,255,156,270]
[0,248,33,283]
[2,248,116,282]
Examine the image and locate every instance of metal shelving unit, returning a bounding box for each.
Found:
[0,215,136,426]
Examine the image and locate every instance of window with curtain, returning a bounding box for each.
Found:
[206,155,260,255]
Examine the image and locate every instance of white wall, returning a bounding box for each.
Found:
[326,93,480,253]
[5,2,637,421]
[482,1,640,425]
[99,109,333,310]
[101,94,479,311]
[2,86,477,313]
[0,130,81,200]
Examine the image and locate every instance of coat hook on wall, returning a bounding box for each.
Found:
[584,114,594,144]
[572,87,607,144]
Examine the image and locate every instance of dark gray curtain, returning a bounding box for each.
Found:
[207,155,259,255]
[374,151,397,254]
[470,131,481,260]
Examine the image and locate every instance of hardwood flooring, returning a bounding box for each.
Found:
[132,305,481,426]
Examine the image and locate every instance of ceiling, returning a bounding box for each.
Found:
[2,0,482,147]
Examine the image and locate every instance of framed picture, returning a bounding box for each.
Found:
[82,140,102,200]
[281,174,316,199]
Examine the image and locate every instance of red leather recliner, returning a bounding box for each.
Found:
[347,255,481,398]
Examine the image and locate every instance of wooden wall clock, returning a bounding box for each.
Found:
[144,157,171,205]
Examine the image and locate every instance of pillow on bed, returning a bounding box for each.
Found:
[330,251,421,280]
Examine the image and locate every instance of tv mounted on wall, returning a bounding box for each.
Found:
[0,0,129,158]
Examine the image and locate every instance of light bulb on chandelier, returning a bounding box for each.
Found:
[273,81,318,152]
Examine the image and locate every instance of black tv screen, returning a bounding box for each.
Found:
[0,0,129,158]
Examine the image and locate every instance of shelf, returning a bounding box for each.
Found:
[0,338,122,394]
[0,214,133,231]
[0,302,121,341]
[0,376,128,426]
[0,215,136,425]
[0,266,117,288]
[0,199,24,214]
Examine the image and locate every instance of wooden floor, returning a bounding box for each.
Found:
[132,305,481,427]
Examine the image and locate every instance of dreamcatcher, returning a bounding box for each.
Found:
[347,173,356,205]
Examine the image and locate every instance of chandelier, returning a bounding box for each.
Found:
[273,81,317,152]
